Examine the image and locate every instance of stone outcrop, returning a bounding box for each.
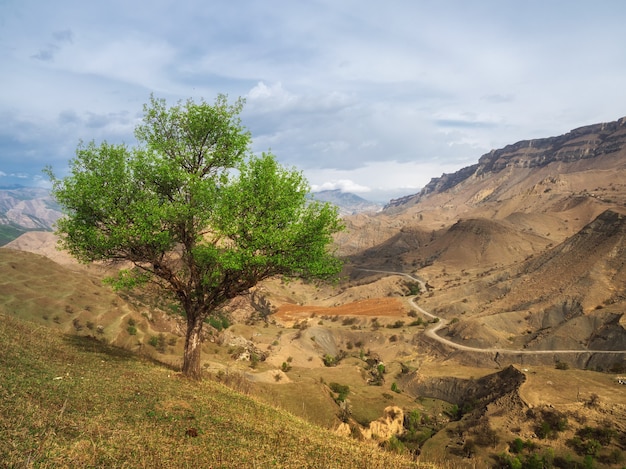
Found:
[385,116,626,209]
[359,406,404,440]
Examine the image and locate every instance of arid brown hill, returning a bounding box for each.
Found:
[341,117,626,362]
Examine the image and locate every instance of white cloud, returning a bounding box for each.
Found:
[311,179,371,194]
[2,0,626,202]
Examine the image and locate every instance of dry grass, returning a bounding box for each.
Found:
[0,312,432,468]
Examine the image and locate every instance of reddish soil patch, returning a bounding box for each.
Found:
[274,297,407,322]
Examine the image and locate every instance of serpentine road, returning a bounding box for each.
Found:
[357,268,626,355]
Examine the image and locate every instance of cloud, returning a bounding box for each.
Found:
[31,29,74,62]
[311,179,371,194]
[3,0,626,202]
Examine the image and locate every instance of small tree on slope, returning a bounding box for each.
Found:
[46,95,344,379]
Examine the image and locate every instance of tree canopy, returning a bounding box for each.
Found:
[46,95,344,379]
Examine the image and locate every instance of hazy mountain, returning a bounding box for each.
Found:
[0,186,62,245]
[310,189,382,215]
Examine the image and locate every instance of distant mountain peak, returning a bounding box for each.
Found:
[311,190,382,215]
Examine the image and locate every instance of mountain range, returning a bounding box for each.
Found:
[3,117,626,466]
[338,116,626,365]
[0,186,62,245]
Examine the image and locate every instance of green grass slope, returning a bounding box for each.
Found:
[0,312,424,468]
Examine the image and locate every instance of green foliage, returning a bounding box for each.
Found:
[510,437,525,453]
[536,409,568,439]
[46,94,344,379]
[404,281,421,296]
[329,382,350,403]
[568,425,615,458]
[390,382,400,393]
[383,436,406,454]
[205,314,230,331]
[555,360,570,370]
[127,325,137,336]
[323,351,346,367]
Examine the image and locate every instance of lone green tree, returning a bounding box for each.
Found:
[46,95,344,379]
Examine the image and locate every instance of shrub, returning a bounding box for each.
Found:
[157,333,167,353]
[383,435,406,454]
[127,325,137,335]
[148,335,159,347]
[391,382,400,393]
[281,362,291,372]
[404,281,421,296]
[329,382,350,403]
[72,318,83,331]
[555,360,569,370]
[386,320,405,329]
[510,437,524,454]
[206,314,230,331]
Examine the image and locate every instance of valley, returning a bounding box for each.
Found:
[2,117,626,467]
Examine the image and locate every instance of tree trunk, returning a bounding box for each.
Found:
[182,315,204,379]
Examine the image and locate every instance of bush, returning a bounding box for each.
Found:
[391,382,400,393]
[148,335,159,347]
[323,351,346,367]
[383,435,406,454]
[404,281,421,296]
[127,325,137,335]
[206,314,230,331]
[555,360,569,370]
[72,318,83,332]
[329,382,349,402]
[386,320,405,329]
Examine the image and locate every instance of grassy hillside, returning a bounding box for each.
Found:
[0,312,425,468]
[0,224,27,246]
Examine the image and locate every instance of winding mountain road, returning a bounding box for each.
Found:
[356,268,626,355]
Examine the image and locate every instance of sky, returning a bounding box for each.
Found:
[1,1,626,202]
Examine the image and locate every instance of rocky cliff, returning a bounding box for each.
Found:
[386,116,626,209]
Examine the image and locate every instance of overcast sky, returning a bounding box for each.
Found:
[2,1,626,202]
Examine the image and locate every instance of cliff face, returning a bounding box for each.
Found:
[386,117,626,209]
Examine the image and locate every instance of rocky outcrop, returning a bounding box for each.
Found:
[385,116,626,210]
[359,406,405,440]
[219,331,268,362]
[401,365,526,410]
